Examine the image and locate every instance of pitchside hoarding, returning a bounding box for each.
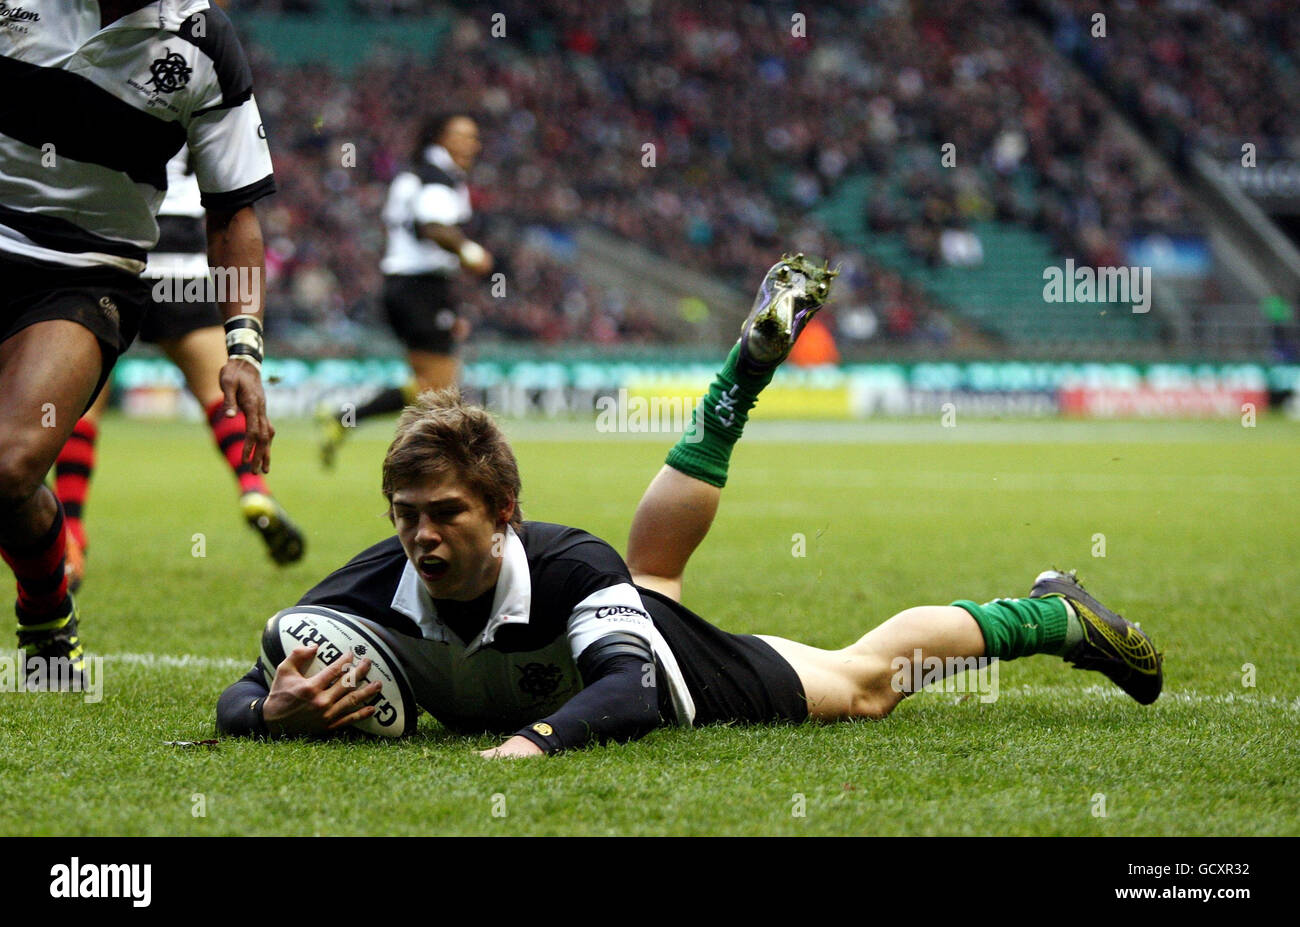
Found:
[112,358,1297,420]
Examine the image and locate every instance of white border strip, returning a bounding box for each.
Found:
[102,652,248,671]
[916,682,1299,710]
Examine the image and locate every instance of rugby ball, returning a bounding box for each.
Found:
[260,606,418,737]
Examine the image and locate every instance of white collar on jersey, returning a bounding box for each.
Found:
[390,524,532,652]
[423,144,466,181]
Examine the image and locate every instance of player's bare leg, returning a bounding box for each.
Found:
[627,254,837,602]
[627,467,719,602]
[160,325,226,409]
[0,321,104,682]
[408,349,457,393]
[317,350,456,469]
[762,568,1164,719]
[161,326,304,565]
[53,388,109,591]
[629,255,1162,718]
[757,607,988,720]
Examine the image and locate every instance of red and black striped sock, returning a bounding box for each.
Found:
[54,417,97,550]
[1,496,72,623]
[205,398,268,495]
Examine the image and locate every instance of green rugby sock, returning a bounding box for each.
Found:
[952,595,1082,660]
[664,343,773,488]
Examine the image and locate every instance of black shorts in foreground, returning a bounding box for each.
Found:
[382,272,455,354]
[1,254,149,406]
[640,587,809,725]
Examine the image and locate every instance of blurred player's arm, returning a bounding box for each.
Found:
[412,183,493,275]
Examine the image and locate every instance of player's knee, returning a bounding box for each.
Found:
[847,658,903,721]
[849,688,898,721]
[0,442,49,511]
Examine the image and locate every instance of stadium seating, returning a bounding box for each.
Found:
[232,0,1274,356]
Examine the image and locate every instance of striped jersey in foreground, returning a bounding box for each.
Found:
[0,0,274,274]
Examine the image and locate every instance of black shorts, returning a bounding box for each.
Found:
[0,254,149,406]
[382,273,456,354]
[140,219,224,342]
[138,288,222,343]
[641,587,809,726]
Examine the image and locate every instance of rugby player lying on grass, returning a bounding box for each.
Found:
[216,254,1164,757]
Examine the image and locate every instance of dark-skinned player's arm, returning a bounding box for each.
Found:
[206,204,274,473]
[181,3,278,471]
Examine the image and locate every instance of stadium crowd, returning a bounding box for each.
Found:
[238,0,1208,353]
[1035,0,1300,162]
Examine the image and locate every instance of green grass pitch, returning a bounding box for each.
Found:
[1,415,1297,836]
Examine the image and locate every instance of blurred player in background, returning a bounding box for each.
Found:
[317,112,494,467]
[55,149,305,592]
[0,0,276,685]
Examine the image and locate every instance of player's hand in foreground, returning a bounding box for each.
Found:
[263,645,383,737]
[220,356,275,473]
[478,735,544,759]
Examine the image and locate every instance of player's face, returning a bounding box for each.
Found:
[441,117,481,172]
[390,470,511,602]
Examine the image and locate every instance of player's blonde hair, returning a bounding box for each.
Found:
[381,388,523,528]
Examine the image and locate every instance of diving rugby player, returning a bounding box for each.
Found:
[217,255,1163,754]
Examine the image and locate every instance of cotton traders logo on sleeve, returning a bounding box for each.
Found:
[594,605,649,621]
[0,4,40,22]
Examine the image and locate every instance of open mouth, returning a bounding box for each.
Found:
[418,557,450,583]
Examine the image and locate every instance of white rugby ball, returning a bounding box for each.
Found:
[260,606,418,737]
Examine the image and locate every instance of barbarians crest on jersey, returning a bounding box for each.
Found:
[517,662,563,697]
[146,51,192,93]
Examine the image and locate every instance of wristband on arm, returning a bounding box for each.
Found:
[224,314,264,370]
[458,240,487,266]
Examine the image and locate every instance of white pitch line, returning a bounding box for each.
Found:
[917,683,1300,711]
[101,652,248,671]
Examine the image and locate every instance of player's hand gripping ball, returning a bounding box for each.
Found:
[260,606,417,737]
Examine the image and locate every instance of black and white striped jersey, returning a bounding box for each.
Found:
[216,519,810,746]
[295,522,697,735]
[380,144,470,277]
[0,0,274,275]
